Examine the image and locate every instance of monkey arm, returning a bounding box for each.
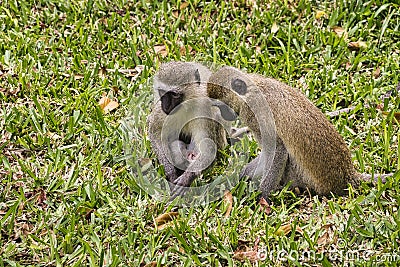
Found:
[147,113,180,183]
[259,137,289,199]
[241,137,289,199]
[168,144,199,199]
[169,135,216,198]
[150,141,179,182]
[169,171,198,199]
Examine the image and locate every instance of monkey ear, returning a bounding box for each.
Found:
[194,69,201,85]
[157,89,167,98]
[212,101,238,121]
[231,78,247,95]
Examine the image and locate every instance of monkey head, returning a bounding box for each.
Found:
[153,61,210,115]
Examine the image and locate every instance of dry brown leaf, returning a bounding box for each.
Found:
[376,103,384,111]
[348,41,367,50]
[373,66,381,78]
[143,261,157,267]
[154,45,168,57]
[155,212,179,229]
[99,18,107,25]
[382,111,400,122]
[179,45,193,56]
[0,86,20,96]
[223,191,233,218]
[14,222,32,240]
[110,66,144,79]
[317,231,330,246]
[172,10,179,18]
[315,10,326,19]
[345,62,352,70]
[138,158,152,172]
[180,2,189,10]
[74,74,84,80]
[36,188,47,208]
[99,66,107,78]
[172,4,187,20]
[332,26,347,39]
[259,197,271,215]
[246,24,252,31]
[233,250,260,263]
[317,223,335,247]
[116,9,126,16]
[276,224,303,236]
[233,238,261,263]
[271,22,279,34]
[112,86,119,94]
[99,94,119,113]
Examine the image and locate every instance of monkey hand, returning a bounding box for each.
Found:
[169,171,199,199]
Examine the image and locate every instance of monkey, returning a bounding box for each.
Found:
[147,61,230,198]
[207,66,393,200]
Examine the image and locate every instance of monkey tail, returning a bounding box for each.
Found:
[359,172,395,184]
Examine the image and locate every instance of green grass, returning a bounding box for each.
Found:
[1,0,400,266]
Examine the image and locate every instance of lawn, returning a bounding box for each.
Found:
[1,0,400,266]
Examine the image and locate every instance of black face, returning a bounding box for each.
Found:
[231,78,247,95]
[160,90,184,115]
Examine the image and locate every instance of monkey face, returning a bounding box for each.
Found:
[154,63,205,115]
[160,90,184,115]
[207,66,275,145]
[207,66,253,121]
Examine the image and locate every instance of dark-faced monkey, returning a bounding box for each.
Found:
[147,61,229,197]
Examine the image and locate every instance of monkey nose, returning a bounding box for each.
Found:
[187,151,198,161]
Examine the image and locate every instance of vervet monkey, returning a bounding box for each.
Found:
[147,61,229,197]
[207,66,392,199]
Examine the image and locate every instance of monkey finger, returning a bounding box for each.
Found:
[172,171,197,187]
[169,172,198,200]
[169,186,190,201]
[230,126,250,139]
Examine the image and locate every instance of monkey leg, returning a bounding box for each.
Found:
[152,148,179,183]
[240,154,262,179]
[259,137,289,200]
[279,156,307,191]
[169,140,191,170]
[148,126,181,183]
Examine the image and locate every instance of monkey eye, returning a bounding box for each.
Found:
[171,92,181,98]
[231,78,247,95]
